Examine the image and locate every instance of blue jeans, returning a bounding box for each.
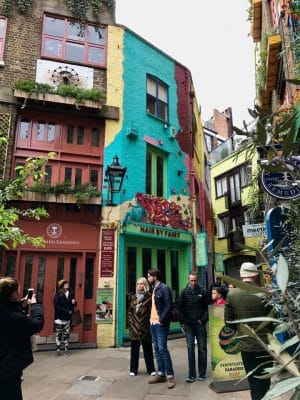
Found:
[184,322,207,378]
[150,323,174,378]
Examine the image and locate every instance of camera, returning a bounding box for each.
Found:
[27,288,34,300]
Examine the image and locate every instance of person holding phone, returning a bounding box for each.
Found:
[0,276,44,400]
[53,279,76,357]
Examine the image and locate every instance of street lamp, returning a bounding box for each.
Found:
[105,155,127,205]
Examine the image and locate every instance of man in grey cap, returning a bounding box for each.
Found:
[224,262,273,400]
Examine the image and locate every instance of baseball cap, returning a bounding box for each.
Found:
[240,262,259,278]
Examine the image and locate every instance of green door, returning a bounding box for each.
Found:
[124,238,188,336]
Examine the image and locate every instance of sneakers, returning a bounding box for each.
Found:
[149,371,156,376]
[197,375,207,381]
[54,350,60,358]
[64,350,70,357]
[185,377,195,383]
[148,375,166,384]
[167,377,176,389]
[129,372,136,376]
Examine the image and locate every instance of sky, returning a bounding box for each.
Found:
[115,0,256,128]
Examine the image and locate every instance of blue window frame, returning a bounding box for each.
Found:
[146,75,168,122]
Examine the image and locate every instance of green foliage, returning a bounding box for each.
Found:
[73,183,100,203]
[13,80,104,103]
[0,151,54,249]
[1,0,113,19]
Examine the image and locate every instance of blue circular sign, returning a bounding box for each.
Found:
[261,156,300,200]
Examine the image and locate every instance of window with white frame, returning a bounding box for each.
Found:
[217,216,230,238]
[229,172,241,204]
[0,16,7,61]
[42,15,107,67]
[215,176,228,198]
[146,75,168,122]
[240,164,251,187]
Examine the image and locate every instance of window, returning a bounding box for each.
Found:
[0,16,7,61]
[42,15,106,66]
[215,176,228,198]
[240,164,251,187]
[146,147,166,197]
[229,172,241,204]
[146,75,168,122]
[217,216,230,238]
[66,124,85,145]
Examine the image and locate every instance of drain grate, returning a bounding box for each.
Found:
[79,375,98,381]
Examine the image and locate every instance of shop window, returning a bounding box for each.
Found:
[0,16,7,62]
[42,15,107,67]
[4,254,16,276]
[57,257,65,282]
[142,248,152,278]
[69,257,77,295]
[146,147,166,197]
[146,75,168,122]
[37,256,46,304]
[84,258,94,299]
[23,256,33,297]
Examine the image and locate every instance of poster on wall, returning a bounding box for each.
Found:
[96,288,113,324]
[209,305,249,393]
[195,232,208,267]
[100,229,115,277]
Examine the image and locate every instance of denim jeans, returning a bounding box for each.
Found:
[184,322,207,379]
[150,323,174,378]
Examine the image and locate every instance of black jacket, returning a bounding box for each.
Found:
[53,291,76,321]
[179,284,210,325]
[0,300,44,379]
[153,282,172,325]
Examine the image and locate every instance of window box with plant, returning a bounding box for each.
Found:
[13,80,105,109]
[23,181,101,205]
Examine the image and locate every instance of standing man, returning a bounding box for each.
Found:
[179,271,210,383]
[225,262,273,400]
[147,268,175,389]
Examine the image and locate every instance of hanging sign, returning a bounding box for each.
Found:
[195,232,208,267]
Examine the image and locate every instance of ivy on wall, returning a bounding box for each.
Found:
[1,0,113,21]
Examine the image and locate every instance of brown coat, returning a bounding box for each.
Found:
[127,292,152,342]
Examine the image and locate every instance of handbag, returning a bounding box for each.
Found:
[70,309,82,327]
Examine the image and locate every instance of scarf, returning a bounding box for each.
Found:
[135,289,145,314]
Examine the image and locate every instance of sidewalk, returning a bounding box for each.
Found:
[23,338,251,400]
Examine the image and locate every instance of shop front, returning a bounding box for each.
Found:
[117,223,193,345]
[1,211,100,346]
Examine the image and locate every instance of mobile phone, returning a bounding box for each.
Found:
[27,288,34,300]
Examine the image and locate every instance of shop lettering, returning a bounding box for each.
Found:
[140,226,180,239]
[45,239,80,245]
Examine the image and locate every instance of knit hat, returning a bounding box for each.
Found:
[240,262,258,278]
[57,279,68,289]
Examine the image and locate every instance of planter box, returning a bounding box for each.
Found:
[14,89,103,110]
[22,191,102,205]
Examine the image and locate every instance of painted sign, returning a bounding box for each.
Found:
[209,305,248,393]
[214,253,224,273]
[242,223,267,237]
[96,288,113,324]
[261,157,300,200]
[140,225,181,239]
[17,221,99,249]
[100,229,115,277]
[195,232,208,267]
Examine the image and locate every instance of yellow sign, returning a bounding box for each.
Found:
[209,305,249,392]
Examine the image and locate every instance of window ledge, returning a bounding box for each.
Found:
[13,89,103,110]
[146,112,169,125]
[21,191,102,205]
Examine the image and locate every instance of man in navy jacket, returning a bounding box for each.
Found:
[147,268,175,389]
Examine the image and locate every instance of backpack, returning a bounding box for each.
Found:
[170,304,179,323]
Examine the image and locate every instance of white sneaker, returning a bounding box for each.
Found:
[129,372,136,376]
[150,371,156,376]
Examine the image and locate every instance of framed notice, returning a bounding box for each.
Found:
[100,229,115,277]
[96,288,113,324]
